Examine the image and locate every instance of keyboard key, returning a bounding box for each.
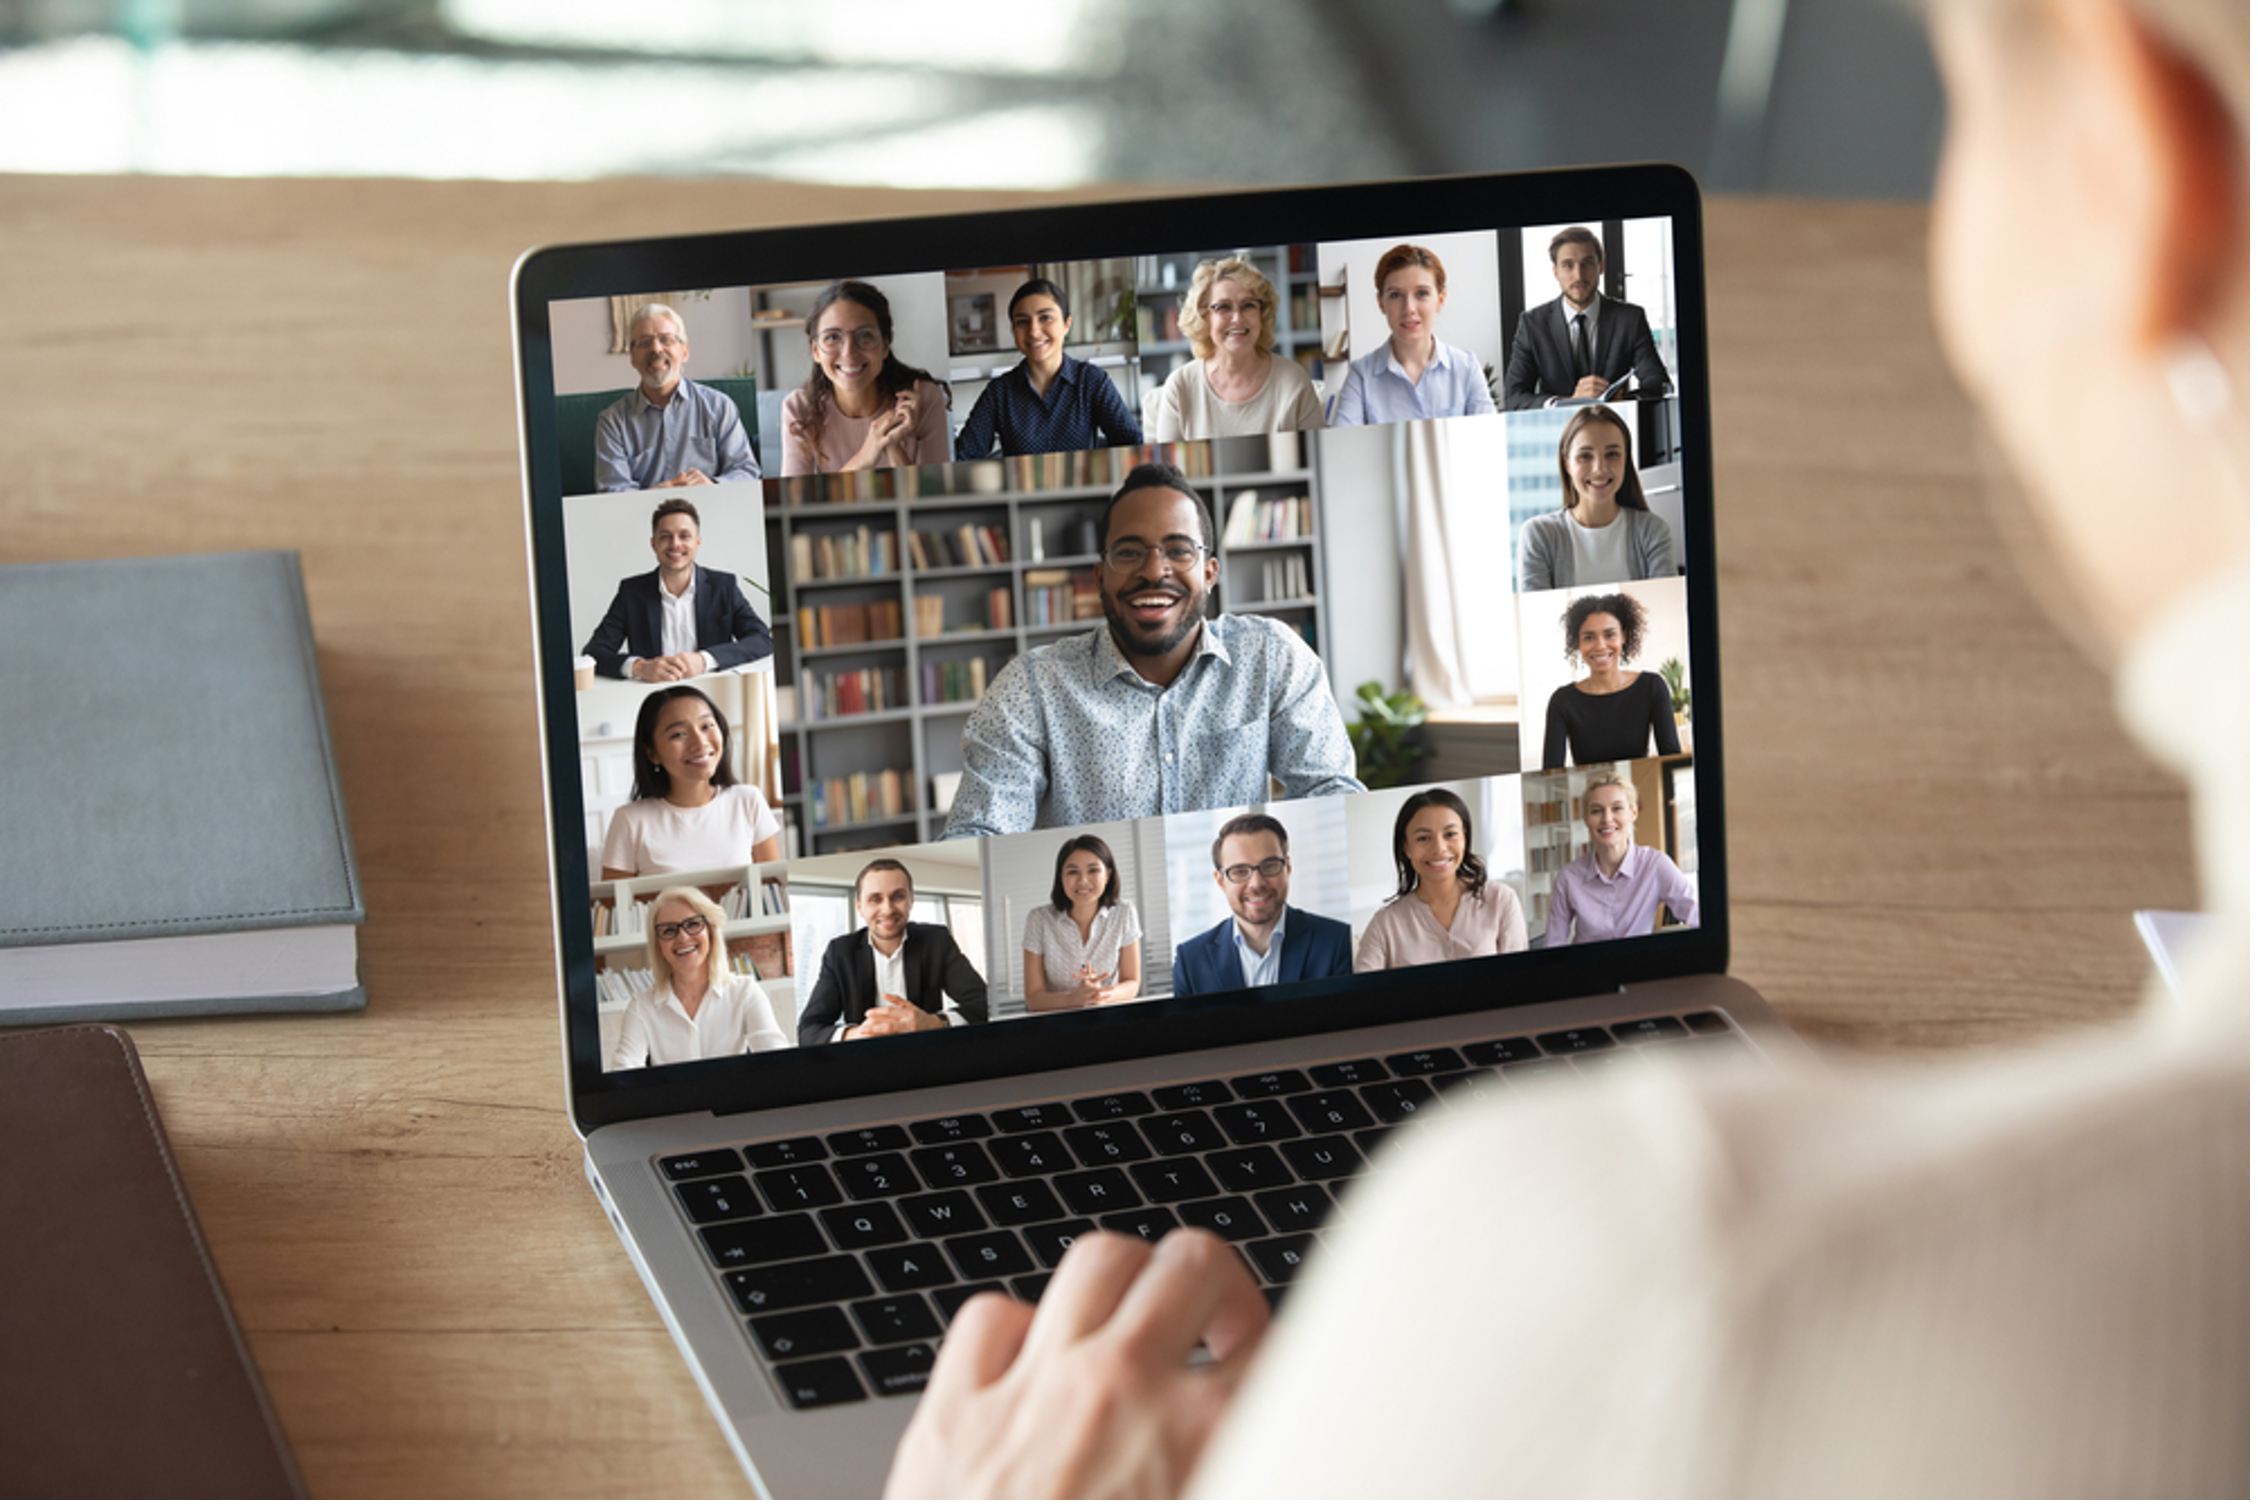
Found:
[1064,1123,1152,1166]
[699,1212,825,1269]
[1130,1157,1218,1204]
[744,1136,828,1168]
[1285,1090,1375,1135]
[1252,1185,1334,1233]
[725,1255,872,1314]
[1055,1168,1142,1215]
[1178,1196,1268,1241]
[992,1132,1074,1178]
[775,1356,864,1409]
[853,1293,942,1346]
[820,1203,908,1250]
[1358,1079,1436,1124]
[754,1165,845,1211]
[749,1306,858,1362]
[1023,1219,1097,1266]
[901,1191,989,1239]
[1150,1079,1234,1109]
[1431,1068,1507,1102]
[1213,1102,1297,1144]
[991,1102,1074,1132]
[1100,1208,1181,1242]
[1280,1135,1364,1181]
[660,1148,743,1180]
[1385,1047,1466,1077]
[909,1114,993,1144]
[1307,1057,1387,1088]
[978,1179,1067,1226]
[865,1243,952,1292]
[1070,1091,1155,1122]
[1460,1035,1542,1065]
[1681,1010,1731,1035]
[1499,1058,1574,1085]
[912,1144,1002,1188]
[1573,1050,1634,1079]
[675,1175,760,1224]
[1246,1233,1316,1285]
[1206,1146,1295,1193]
[826,1125,911,1157]
[1610,1016,1689,1044]
[1653,1032,1752,1061]
[859,1342,937,1397]
[1011,1272,1052,1303]
[1352,1126,1395,1156]
[1228,1070,1312,1101]
[1138,1110,1226,1154]
[945,1231,1036,1280]
[933,1282,1007,1322]
[836,1153,918,1201]
[1535,1027,1615,1055]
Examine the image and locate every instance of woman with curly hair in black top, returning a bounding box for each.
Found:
[1539,590,1679,769]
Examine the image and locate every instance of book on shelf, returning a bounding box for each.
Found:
[1222,490,1312,544]
[795,598,904,647]
[809,768,914,829]
[907,524,1009,570]
[920,656,992,707]
[1024,568,1101,627]
[801,664,909,720]
[0,552,365,1024]
[1526,797,1573,825]
[1258,554,1310,603]
[792,525,899,581]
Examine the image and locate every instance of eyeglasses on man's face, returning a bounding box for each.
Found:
[630,332,685,353]
[655,915,709,942]
[1220,856,1288,884]
[1105,541,1208,573]
[816,326,885,354]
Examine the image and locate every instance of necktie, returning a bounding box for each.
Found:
[1571,311,1592,380]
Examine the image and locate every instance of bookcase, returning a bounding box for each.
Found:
[1520,770,1589,944]
[589,859,798,1050]
[1130,245,1327,407]
[764,433,1329,853]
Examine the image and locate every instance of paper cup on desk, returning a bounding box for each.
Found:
[573,655,595,691]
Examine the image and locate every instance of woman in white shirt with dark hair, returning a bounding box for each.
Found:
[600,685,782,879]
[1020,833,1142,1012]
[609,886,788,1069]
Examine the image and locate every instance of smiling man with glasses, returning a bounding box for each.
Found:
[1171,812,1353,998]
[593,301,760,492]
[943,461,1362,838]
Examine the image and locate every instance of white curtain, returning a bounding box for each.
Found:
[1401,420,1478,708]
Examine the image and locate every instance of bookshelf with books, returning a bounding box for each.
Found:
[1521,770,1589,944]
[766,433,1327,849]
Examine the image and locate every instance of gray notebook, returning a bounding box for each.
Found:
[0,551,365,1022]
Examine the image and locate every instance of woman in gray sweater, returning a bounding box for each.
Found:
[1517,404,1676,590]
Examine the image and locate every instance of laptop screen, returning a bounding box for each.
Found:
[513,168,1726,1131]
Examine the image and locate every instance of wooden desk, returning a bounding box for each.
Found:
[0,178,2193,1496]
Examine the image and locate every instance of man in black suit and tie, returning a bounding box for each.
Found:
[1170,814,1352,998]
[798,858,991,1046]
[1501,226,1674,410]
[581,498,772,682]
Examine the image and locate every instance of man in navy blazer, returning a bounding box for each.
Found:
[1501,225,1674,410]
[798,859,991,1046]
[1171,813,1352,998]
[582,498,772,681]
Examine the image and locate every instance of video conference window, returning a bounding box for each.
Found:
[547,213,1707,1075]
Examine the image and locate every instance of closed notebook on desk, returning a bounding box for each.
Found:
[0,551,364,1023]
[0,1024,304,1497]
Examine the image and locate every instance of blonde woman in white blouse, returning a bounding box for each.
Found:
[609,887,788,1069]
[1150,256,1324,443]
[1020,833,1141,1012]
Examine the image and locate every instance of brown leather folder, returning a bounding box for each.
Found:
[0,1024,304,1497]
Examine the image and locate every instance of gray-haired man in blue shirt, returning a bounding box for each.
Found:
[943,462,1363,838]
[593,303,761,493]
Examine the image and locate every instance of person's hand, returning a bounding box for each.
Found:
[630,656,682,683]
[660,468,714,486]
[852,389,920,469]
[1571,374,1609,399]
[852,996,927,1037]
[885,1229,1270,1498]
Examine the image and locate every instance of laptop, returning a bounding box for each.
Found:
[511,165,1796,1497]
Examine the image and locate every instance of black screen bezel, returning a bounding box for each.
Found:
[511,165,1727,1136]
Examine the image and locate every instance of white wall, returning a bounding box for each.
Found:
[1309,422,1404,709]
[549,289,763,397]
[1515,577,1692,748]
[1317,228,1505,381]
[562,485,772,653]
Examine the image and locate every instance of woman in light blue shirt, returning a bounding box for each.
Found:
[1328,244,1498,427]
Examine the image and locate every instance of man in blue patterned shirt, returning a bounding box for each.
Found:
[943,462,1363,838]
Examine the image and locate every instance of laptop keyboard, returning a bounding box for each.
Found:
[657,1010,1747,1409]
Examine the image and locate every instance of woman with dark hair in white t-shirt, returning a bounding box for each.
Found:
[600,686,782,879]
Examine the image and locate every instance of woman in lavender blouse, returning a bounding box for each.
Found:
[1543,771,1698,947]
[1353,788,1528,972]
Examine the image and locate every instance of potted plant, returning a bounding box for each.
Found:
[1348,681,1432,791]
[1658,658,1692,741]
